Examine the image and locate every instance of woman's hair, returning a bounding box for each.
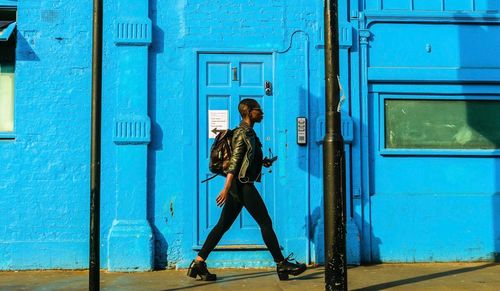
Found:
[238,98,259,118]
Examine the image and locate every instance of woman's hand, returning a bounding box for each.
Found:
[216,173,234,207]
[216,189,228,207]
[263,158,272,168]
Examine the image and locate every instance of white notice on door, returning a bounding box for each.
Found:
[208,110,229,138]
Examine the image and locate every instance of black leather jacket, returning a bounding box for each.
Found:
[225,121,263,183]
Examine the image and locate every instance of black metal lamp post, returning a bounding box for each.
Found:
[323,0,347,290]
[90,0,103,290]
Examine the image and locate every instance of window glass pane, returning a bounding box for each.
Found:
[385,99,500,149]
[0,44,14,132]
[0,7,15,133]
[0,71,14,132]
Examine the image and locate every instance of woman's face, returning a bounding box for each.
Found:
[249,105,264,123]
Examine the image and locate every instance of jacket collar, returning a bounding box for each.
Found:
[239,121,252,129]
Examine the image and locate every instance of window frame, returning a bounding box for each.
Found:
[0,0,17,9]
[0,1,16,139]
[378,93,500,156]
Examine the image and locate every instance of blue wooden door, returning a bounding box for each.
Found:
[197,53,274,246]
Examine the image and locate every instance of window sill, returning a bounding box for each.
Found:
[0,132,15,140]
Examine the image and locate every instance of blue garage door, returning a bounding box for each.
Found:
[197,53,275,246]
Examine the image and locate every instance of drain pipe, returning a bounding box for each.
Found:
[90,0,103,290]
[323,0,347,290]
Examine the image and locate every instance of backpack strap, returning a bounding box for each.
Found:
[201,173,219,183]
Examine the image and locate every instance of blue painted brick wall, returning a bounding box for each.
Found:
[0,1,92,270]
[366,0,500,12]
[5,0,498,271]
[143,0,326,269]
[1,0,345,270]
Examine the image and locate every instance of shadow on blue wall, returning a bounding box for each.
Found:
[301,86,324,264]
[459,0,500,262]
[16,33,39,61]
[486,0,499,263]
[308,206,381,264]
[148,0,167,269]
[303,86,381,264]
[466,91,500,262]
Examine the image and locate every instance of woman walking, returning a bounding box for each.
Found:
[187,98,306,281]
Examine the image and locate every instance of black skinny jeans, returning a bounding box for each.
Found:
[198,181,285,263]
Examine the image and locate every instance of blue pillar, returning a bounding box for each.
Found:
[107,0,154,271]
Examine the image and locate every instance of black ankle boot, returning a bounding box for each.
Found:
[276,253,307,281]
[186,260,217,281]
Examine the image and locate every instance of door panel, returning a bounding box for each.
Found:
[198,53,274,246]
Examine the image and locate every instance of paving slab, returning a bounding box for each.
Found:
[1,263,499,290]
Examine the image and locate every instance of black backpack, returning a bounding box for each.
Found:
[202,129,233,183]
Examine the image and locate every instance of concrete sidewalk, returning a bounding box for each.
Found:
[1,263,499,290]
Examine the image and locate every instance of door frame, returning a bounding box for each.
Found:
[193,49,277,250]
